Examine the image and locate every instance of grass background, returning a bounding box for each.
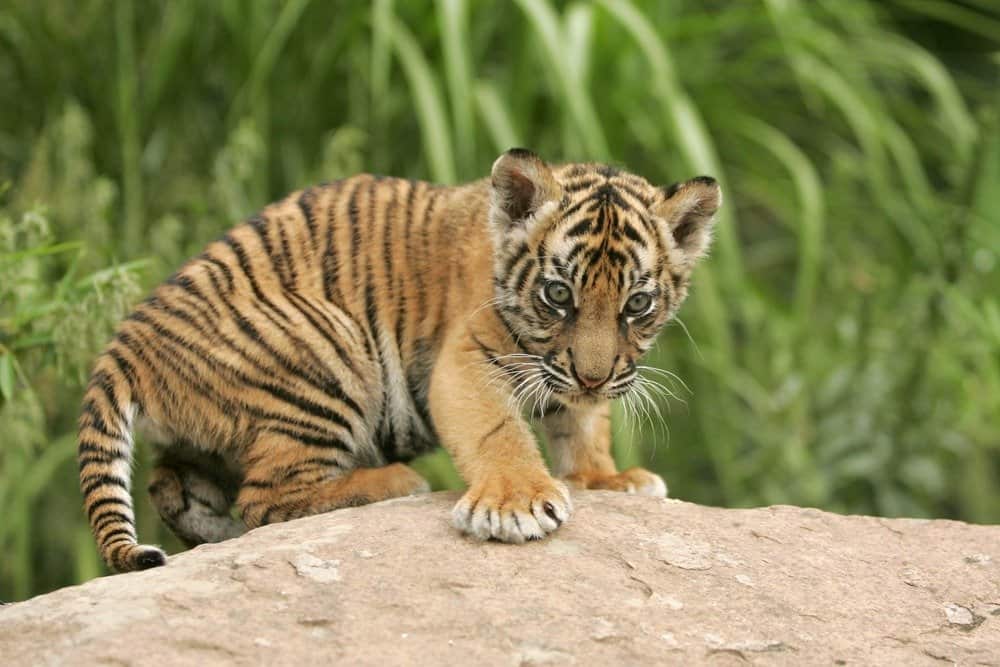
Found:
[1,0,998,601]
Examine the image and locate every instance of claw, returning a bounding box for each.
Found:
[452,476,572,543]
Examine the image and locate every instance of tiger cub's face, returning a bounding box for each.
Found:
[488,149,720,406]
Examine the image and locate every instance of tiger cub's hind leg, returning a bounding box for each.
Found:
[148,457,246,547]
[237,433,430,528]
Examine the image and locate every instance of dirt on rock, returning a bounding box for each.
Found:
[2,491,998,665]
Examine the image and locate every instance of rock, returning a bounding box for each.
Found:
[1,492,998,665]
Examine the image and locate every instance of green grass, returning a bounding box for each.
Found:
[1,0,998,601]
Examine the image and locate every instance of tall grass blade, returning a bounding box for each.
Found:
[233,0,312,118]
[115,0,143,257]
[371,0,394,172]
[388,19,457,183]
[735,117,825,322]
[891,0,1000,42]
[514,0,610,158]
[437,0,476,176]
[595,0,744,297]
[474,82,523,151]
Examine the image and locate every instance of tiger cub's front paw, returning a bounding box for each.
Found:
[452,475,572,543]
[567,467,668,497]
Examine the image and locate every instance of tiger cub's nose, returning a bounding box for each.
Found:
[573,366,612,390]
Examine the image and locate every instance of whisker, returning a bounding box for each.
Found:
[636,364,691,395]
[623,391,637,457]
[512,371,543,417]
[672,316,703,361]
[468,294,507,318]
[637,374,686,407]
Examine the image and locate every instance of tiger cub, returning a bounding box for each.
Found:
[77,148,719,571]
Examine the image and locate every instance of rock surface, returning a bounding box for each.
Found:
[2,492,999,665]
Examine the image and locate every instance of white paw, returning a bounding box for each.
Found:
[632,472,668,497]
[452,477,573,543]
[574,467,669,497]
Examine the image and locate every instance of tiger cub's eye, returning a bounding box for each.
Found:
[544,281,573,307]
[625,292,653,316]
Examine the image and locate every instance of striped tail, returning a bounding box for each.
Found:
[78,353,166,572]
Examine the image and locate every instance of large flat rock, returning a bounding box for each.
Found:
[2,492,998,665]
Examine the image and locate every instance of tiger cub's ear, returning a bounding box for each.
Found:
[489,148,562,235]
[651,176,721,266]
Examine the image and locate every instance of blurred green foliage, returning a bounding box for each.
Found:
[1,0,998,601]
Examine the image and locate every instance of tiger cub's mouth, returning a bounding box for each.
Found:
[540,363,637,401]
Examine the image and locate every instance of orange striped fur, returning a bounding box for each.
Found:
[78,149,719,571]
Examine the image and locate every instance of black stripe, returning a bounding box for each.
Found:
[622,221,646,246]
[278,220,298,287]
[350,179,379,358]
[81,474,129,496]
[591,183,633,211]
[118,329,240,428]
[348,179,364,291]
[298,188,319,250]
[400,180,418,345]
[266,426,353,452]
[92,370,128,424]
[278,459,342,483]
[93,511,133,533]
[106,536,135,551]
[250,214,291,289]
[565,217,592,238]
[513,260,536,292]
[417,188,440,322]
[134,312,359,434]
[169,274,223,320]
[606,247,628,266]
[295,456,343,468]
[202,256,235,293]
[627,245,642,270]
[78,440,125,458]
[471,335,501,366]
[501,240,529,278]
[496,311,534,355]
[559,196,594,220]
[381,179,397,303]
[143,292,364,429]
[479,420,507,447]
[78,454,116,470]
[87,497,130,520]
[79,401,122,439]
[322,181,348,303]
[565,241,588,268]
[563,177,601,193]
[248,215,273,255]
[226,235,358,386]
[99,527,136,545]
[106,347,140,395]
[124,325,345,443]
[222,235,291,323]
[284,291,360,377]
[616,181,653,208]
[593,201,608,233]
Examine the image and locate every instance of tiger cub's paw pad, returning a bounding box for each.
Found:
[583,467,668,497]
[452,477,572,543]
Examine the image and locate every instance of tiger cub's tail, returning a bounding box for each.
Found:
[77,352,166,572]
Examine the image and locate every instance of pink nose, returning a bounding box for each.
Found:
[575,369,611,390]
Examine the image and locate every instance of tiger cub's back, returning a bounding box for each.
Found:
[78,174,490,571]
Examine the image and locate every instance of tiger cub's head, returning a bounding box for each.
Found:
[488,148,720,406]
